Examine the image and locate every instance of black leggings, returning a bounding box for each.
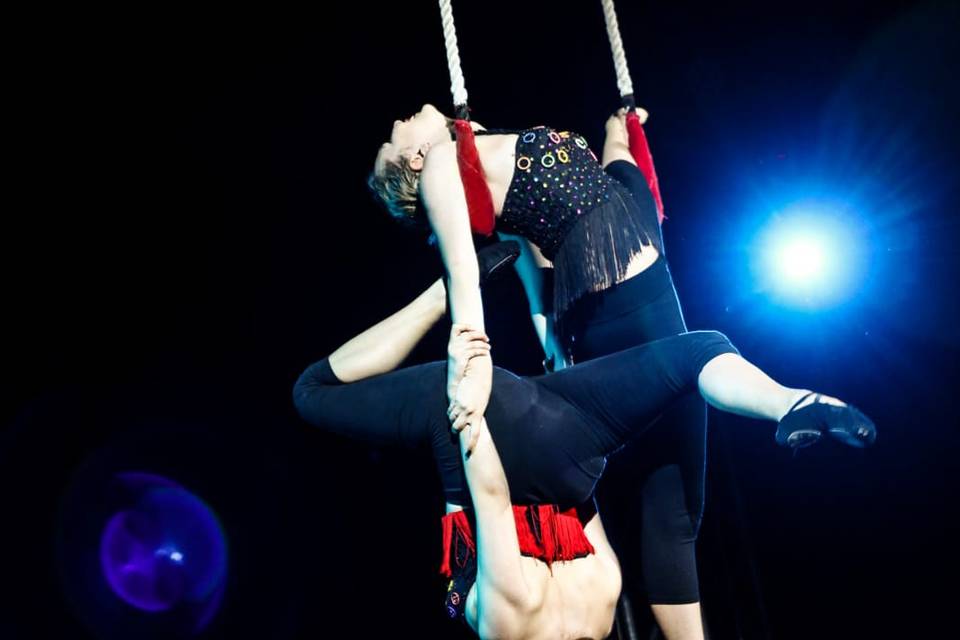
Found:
[293,332,736,510]
[560,160,706,604]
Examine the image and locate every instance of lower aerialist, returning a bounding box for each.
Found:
[292,243,876,640]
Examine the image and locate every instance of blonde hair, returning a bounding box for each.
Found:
[367,153,424,228]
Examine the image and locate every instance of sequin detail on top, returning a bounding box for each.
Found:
[496,126,663,318]
[499,127,612,258]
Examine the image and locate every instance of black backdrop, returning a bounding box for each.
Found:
[3,2,958,638]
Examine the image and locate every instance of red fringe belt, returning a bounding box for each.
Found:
[440,504,595,578]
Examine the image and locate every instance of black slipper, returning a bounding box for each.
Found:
[775,392,877,449]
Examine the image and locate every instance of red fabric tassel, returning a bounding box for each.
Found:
[538,505,558,562]
[515,510,539,556]
[439,504,595,576]
[439,511,454,578]
[625,111,665,224]
[439,510,476,578]
[553,508,592,560]
[454,119,496,237]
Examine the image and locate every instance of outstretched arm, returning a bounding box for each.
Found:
[420,143,493,444]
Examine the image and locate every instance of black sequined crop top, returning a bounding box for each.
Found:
[473,126,663,318]
[495,127,615,257]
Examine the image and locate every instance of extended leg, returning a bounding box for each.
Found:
[292,279,465,503]
[328,279,447,382]
[697,353,876,448]
[538,331,875,452]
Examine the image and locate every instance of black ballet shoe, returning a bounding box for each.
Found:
[775,392,878,449]
[477,240,521,287]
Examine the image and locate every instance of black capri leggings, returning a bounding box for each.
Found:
[293,331,736,510]
[561,159,708,604]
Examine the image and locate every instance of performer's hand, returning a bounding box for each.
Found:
[605,107,648,140]
[447,352,492,455]
[542,338,569,373]
[448,357,492,431]
[605,109,629,145]
[456,417,489,461]
[618,106,649,124]
[447,324,491,395]
[447,387,489,457]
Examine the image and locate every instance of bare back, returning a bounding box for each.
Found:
[457,506,622,640]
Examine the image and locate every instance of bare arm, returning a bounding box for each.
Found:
[460,419,533,636]
[420,143,493,434]
[421,143,485,335]
[601,107,648,169]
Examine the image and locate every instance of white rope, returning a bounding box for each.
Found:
[601,0,634,98]
[438,0,468,110]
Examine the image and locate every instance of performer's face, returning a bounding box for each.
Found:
[377,104,448,172]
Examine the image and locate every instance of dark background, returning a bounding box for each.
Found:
[3,1,958,638]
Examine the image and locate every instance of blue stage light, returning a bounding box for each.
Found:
[751,203,864,309]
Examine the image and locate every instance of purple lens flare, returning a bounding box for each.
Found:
[97,473,227,628]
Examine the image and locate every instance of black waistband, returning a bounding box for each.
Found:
[560,254,675,326]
